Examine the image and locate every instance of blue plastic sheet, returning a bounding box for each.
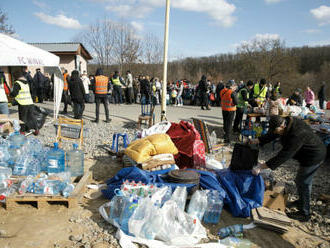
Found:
[217,169,264,217]
[102,167,264,218]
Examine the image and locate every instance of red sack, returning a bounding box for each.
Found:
[327,101,330,110]
[4,83,10,95]
[209,93,215,101]
[167,121,206,169]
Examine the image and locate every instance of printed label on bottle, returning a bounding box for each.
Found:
[48,159,58,168]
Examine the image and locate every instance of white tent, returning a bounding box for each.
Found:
[0,33,63,119]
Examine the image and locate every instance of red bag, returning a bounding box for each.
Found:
[209,93,215,101]
[4,83,10,95]
[327,101,330,110]
[167,121,206,169]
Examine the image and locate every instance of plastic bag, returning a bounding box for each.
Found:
[34,106,48,130]
[206,156,224,170]
[141,121,172,138]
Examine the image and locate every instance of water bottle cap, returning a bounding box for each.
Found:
[73,144,78,149]
[53,143,58,149]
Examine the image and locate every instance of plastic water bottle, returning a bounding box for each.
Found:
[109,195,127,226]
[62,183,75,197]
[218,224,243,239]
[171,186,187,211]
[0,184,18,202]
[210,131,217,147]
[25,137,43,157]
[0,166,12,180]
[120,197,139,234]
[19,175,34,194]
[140,213,162,240]
[0,144,10,166]
[46,143,65,174]
[66,144,84,177]
[188,190,208,220]
[43,180,67,195]
[8,144,25,168]
[203,190,224,224]
[0,179,12,190]
[7,120,26,147]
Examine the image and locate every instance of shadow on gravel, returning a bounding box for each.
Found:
[197,114,223,120]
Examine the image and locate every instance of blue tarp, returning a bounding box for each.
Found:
[216,169,264,217]
[102,166,264,218]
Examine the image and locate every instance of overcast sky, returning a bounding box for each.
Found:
[2,0,330,59]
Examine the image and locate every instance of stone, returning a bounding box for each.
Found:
[69,234,82,242]
[317,201,323,206]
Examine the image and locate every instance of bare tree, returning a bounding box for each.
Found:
[113,23,141,72]
[237,38,297,81]
[73,18,116,70]
[0,8,15,35]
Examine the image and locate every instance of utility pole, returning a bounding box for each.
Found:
[161,0,170,121]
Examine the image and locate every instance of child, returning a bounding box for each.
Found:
[267,89,281,116]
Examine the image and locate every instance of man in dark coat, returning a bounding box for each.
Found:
[198,75,210,110]
[318,81,327,109]
[250,115,326,222]
[216,81,225,106]
[287,88,303,106]
[68,70,86,119]
[139,75,151,104]
[33,68,46,103]
[23,67,35,97]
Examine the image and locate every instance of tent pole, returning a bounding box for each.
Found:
[161,0,170,122]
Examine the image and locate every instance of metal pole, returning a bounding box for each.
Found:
[161,0,170,121]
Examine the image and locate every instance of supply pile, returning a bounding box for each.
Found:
[0,120,85,202]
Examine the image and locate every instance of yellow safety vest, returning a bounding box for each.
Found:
[253,84,268,103]
[111,77,121,86]
[15,81,33,105]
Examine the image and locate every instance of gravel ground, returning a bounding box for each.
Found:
[6,101,330,247]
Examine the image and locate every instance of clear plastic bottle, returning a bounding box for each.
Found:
[171,186,187,211]
[62,183,75,197]
[203,190,224,224]
[66,144,84,177]
[0,184,18,202]
[19,175,34,194]
[218,224,244,239]
[120,197,139,234]
[0,166,12,180]
[188,190,208,220]
[46,143,65,174]
[7,120,26,147]
[210,131,217,147]
[0,144,10,166]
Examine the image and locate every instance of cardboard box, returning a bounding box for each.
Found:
[263,182,288,212]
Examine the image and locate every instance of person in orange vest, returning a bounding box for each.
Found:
[91,68,111,123]
[62,69,71,113]
[220,80,238,143]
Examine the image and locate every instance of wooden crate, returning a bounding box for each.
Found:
[6,171,92,210]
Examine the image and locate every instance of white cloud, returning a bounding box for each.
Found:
[255,33,280,40]
[105,0,236,27]
[130,21,144,32]
[303,29,321,34]
[33,0,49,9]
[265,0,283,4]
[34,12,85,29]
[311,5,330,26]
[308,39,330,47]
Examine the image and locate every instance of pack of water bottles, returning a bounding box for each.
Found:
[0,120,84,178]
[100,184,210,245]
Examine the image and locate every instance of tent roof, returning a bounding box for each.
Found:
[0,33,60,67]
[30,42,93,60]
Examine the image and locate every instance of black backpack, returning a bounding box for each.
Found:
[230,143,259,171]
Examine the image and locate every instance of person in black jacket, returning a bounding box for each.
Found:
[318,81,327,109]
[68,70,85,119]
[139,75,151,104]
[198,75,210,110]
[33,68,46,103]
[216,81,224,107]
[250,115,326,222]
[287,88,303,106]
[23,67,34,97]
